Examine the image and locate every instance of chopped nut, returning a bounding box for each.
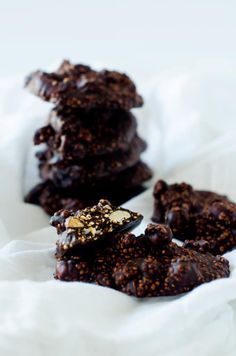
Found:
[52,200,143,254]
[89,227,96,236]
[65,217,84,229]
[109,210,131,223]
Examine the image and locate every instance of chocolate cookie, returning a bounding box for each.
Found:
[34,109,137,159]
[25,180,146,216]
[48,107,137,134]
[53,213,230,297]
[100,160,152,189]
[152,180,236,255]
[52,199,143,255]
[25,161,151,215]
[38,136,147,187]
[25,60,143,110]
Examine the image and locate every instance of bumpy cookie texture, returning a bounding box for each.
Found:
[25,162,150,215]
[152,180,236,255]
[25,60,143,110]
[53,207,230,297]
[38,135,147,187]
[35,108,137,159]
[24,60,152,215]
[51,199,143,255]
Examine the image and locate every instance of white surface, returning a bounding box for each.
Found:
[0,0,236,80]
[0,67,236,356]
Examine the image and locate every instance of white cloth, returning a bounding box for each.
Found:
[0,67,236,356]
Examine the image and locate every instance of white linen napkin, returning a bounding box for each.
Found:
[0,67,236,356]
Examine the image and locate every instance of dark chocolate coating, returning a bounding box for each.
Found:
[26,183,146,216]
[25,60,143,110]
[54,222,230,297]
[152,180,236,255]
[25,160,152,215]
[38,135,147,187]
[34,108,137,159]
[51,199,143,256]
[24,60,152,216]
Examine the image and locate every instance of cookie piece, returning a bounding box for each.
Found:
[54,222,230,297]
[25,60,143,110]
[38,136,147,187]
[34,109,137,159]
[51,199,143,255]
[152,180,236,255]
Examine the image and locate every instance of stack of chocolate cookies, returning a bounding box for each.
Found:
[25,60,152,215]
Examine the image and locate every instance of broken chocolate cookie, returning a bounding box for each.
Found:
[51,199,143,255]
[152,180,236,255]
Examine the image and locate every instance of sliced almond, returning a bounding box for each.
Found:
[109,210,131,223]
[65,217,84,229]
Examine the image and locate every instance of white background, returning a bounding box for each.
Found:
[0,0,235,80]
